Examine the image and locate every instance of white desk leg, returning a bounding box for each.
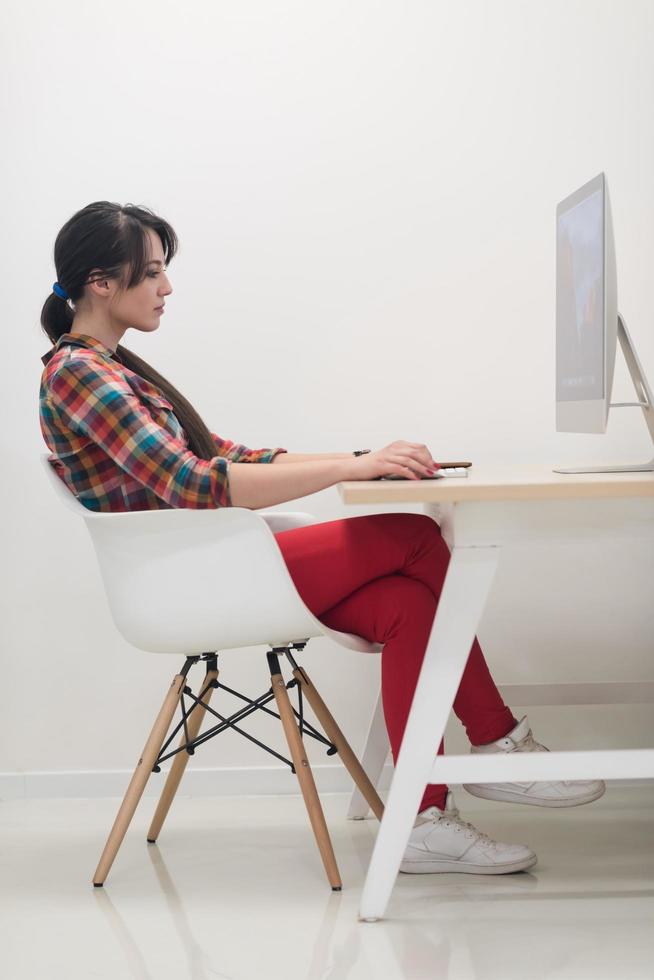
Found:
[347,687,389,820]
[358,545,501,922]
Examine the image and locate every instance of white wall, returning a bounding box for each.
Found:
[2,0,653,793]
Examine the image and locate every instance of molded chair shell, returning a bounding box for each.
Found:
[40,454,383,657]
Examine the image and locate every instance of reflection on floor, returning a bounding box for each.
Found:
[1,785,653,980]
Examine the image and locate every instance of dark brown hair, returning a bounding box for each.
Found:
[40,201,217,460]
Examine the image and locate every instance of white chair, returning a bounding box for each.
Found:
[40,453,384,891]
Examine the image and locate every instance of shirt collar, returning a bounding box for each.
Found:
[41,332,120,367]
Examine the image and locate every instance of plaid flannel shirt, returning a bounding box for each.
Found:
[39,332,287,511]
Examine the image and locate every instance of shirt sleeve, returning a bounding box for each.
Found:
[210,433,288,464]
[48,355,233,509]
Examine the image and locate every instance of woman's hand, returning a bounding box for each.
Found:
[348,441,441,481]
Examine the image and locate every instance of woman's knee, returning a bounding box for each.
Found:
[394,512,443,540]
[377,511,436,531]
[390,513,450,567]
[371,511,444,547]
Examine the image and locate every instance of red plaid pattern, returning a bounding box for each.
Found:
[39,333,287,511]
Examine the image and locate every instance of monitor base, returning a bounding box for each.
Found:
[553,459,654,474]
[555,314,654,476]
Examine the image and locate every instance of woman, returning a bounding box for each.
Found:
[39,201,605,876]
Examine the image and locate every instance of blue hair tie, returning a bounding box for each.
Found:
[52,282,69,300]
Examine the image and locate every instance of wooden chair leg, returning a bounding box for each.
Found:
[92,673,185,887]
[270,670,342,890]
[291,666,385,822]
[147,669,219,844]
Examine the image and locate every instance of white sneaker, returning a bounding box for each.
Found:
[463,715,606,807]
[399,791,537,875]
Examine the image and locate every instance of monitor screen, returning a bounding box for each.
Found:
[556,187,605,401]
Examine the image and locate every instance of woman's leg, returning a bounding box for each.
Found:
[274,513,517,812]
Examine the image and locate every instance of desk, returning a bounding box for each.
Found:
[337,465,654,922]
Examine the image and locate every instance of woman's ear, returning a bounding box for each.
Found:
[85,270,114,301]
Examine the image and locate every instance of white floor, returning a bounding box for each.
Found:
[1,784,653,980]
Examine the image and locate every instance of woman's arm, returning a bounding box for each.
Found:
[229,458,355,508]
[271,452,353,463]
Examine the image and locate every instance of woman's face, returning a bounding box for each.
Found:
[84,227,173,335]
[113,227,173,333]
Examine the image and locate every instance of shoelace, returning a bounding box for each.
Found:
[428,805,501,850]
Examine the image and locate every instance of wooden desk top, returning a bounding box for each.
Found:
[338,464,654,504]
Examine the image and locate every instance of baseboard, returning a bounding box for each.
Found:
[497,682,654,705]
[0,764,650,801]
[0,763,394,801]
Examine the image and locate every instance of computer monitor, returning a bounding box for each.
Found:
[554,172,654,474]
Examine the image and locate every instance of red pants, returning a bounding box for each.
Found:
[274,512,517,813]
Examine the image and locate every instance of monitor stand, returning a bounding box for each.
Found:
[554,313,654,474]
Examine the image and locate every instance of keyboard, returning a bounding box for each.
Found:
[379,467,469,480]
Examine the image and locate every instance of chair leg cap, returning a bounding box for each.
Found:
[93,883,103,888]
[147,839,157,844]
